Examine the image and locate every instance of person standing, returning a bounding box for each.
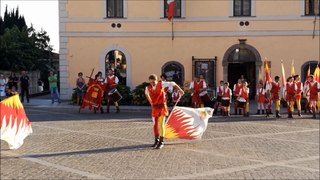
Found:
[0,74,7,101]
[48,70,61,104]
[145,74,184,149]
[294,75,303,117]
[76,72,86,105]
[307,75,320,119]
[221,82,232,116]
[267,76,282,118]
[256,82,266,114]
[189,75,206,108]
[238,81,250,117]
[104,69,120,113]
[214,80,224,115]
[8,72,18,91]
[94,71,105,113]
[233,79,243,115]
[284,76,297,118]
[19,71,30,103]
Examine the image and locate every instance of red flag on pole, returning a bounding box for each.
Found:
[264,59,272,84]
[167,0,175,21]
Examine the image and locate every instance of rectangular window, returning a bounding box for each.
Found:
[234,0,251,16]
[164,0,181,19]
[107,0,123,18]
[305,0,320,16]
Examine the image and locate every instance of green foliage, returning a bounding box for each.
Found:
[132,82,150,106]
[117,84,132,105]
[0,6,52,71]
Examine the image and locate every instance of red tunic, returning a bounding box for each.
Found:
[295,82,302,100]
[234,83,241,96]
[309,82,318,101]
[271,82,281,100]
[222,88,231,99]
[240,88,249,101]
[147,81,168,117]
[106,76,116,92]
[257,88,265,103]
[285,83,295,101]
[192,81,204,104]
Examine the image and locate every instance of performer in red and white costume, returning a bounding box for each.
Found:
[221,82,232,116]
[307,75,320,119]
[238,81,250,117]
[256,82,266,114]
[266,76,281,118]
[145,74,184,149]
[233,79,243,115]
[294,75,303,117]
[214,80,224,115]
[104,69,120,113]
[284,76,297,118]
[189,75,206,108]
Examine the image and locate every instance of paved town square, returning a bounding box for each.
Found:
[1,99,319,179]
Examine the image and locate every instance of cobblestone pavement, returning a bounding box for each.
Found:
[1,101,319,179]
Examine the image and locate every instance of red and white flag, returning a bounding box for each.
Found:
[167,0,175,21]
[1,95,32,149]
[165,106,213,139]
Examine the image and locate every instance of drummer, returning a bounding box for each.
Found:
[214,80,224,115]
[104,69,120,113]
[238,81,250,117]
[221,82,232,116]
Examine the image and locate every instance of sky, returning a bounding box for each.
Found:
[0,0,59,53]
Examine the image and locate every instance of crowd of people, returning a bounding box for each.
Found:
[187,74,320,119]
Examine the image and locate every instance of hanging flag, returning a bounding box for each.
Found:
[314,64,320,82]
[0,95,33,149]
[291,60,295,76]
[264,60,272,83]
[164,106,213,140]
[281,60,286,87]
[167,0,175,21]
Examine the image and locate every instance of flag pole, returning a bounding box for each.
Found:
[166,95,182,123]
[171,16,174,40]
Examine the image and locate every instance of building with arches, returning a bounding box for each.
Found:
[59,0,319,99]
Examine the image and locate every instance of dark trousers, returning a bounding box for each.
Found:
[21,88,29,102]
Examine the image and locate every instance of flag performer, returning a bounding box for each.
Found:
[104,69,120,113]
[284,76,297,118]
[307,75,320,119]
[303,64,311,113]
[266,76,282,118]
[145,74,184,149]
[294,75,303,117]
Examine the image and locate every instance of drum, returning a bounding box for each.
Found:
[201,93,213,107]
[221,98,230,107]
[237,97,246,108]
[108,89,122,102]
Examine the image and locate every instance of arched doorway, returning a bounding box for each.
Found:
[223,40,262,99]
[105,50,127,85]
[301,61,320,82]
[161,61,184,87]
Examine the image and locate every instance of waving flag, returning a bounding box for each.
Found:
[167,0,174,21]
[264,60,272,83]
[281,60,286,87]
[291,60,295,76]
[80,78,106,110]
[1,95,32,149]
[165,106,213,139]
[314,64,320,82]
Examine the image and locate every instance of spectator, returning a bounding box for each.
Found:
[48,71,61,104]
[76,72,86,105]
[19,71,30,103]
[0,73,7,101]
[38,79,44,92]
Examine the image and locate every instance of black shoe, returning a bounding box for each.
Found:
[116,108,120,113]
[312,114,316,119]
[151,138,160,148]
[256,110,260,115]
[100,107,104,114]
[106,108,110,114]
[155,142,164,149]
[298,111,302,117]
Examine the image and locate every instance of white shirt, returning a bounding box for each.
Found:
[145,81,176,94]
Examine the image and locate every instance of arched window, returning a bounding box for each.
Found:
[105,50,127,85]
[162,62,184,87]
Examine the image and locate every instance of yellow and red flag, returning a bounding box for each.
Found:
[164,106,213,139]
[291,60,295,76]
[281,60,286,87]
[314,64,320,82]
[80,78,106,110]
[0,95,32,149]
[264,60,272,84]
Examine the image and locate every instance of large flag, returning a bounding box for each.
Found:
[281,60,286,87]
[291,60,295,76]
[314,64,320,82]
[80,78,106,110]
[264,60,272,83]
[167,0,175,21]
[0,95,32,149]
[165,106,213,139]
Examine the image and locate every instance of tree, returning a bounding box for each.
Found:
[0,6,52,71]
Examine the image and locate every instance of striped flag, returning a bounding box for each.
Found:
[165,106,213,139]
[167,0,175,21]
[0,95,33,149]
[314,64,320,82]
[291,60,295,76]
[264,60,272,83]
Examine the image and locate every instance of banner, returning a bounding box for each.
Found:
[165,106,213,139]
[0,95,32,149]
[80,78,106,110]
